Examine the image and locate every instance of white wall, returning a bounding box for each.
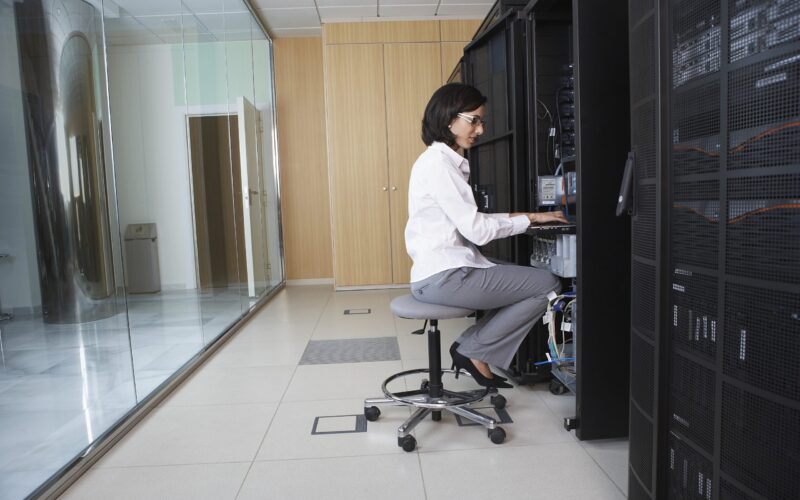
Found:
[107,39,276,291]
[0,9,41,311]
[108,44,196,290]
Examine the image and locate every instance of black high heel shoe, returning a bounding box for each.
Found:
[450,342,507,382]
[449,343,513,389]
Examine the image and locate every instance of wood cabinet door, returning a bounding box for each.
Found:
[384,43,442,284]
[326,44,391,286]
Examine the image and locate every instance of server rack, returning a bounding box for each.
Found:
[526,0,631,441]
[627,0,800,498]
[463,9,530,266]
[463,0,632,439]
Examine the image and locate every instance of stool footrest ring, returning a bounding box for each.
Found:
[381,368,491,409]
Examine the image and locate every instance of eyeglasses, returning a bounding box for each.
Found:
[457,113,487,127]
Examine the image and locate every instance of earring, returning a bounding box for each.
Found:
[448,125,452,129]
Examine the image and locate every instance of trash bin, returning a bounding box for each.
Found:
[124,223,161,293]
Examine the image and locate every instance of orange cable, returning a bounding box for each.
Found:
[672,203,800,224]
[672,121,800,157]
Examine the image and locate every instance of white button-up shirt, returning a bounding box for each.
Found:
[405,142,530,282]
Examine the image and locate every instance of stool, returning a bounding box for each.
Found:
[364,295,508,452]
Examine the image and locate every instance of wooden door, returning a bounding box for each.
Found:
[384,43,442,284]
[326,44,391,286]
[237,96,268,297]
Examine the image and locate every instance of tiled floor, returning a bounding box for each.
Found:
[61,285,628,499]
[0,289,254,500]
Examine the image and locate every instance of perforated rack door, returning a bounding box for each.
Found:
[628,0,660,497]
[664,0,800,499]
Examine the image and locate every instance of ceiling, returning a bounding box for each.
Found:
[250,1,493,38]
[100,0,492,44]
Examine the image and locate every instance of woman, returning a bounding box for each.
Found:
[406,83,566,388]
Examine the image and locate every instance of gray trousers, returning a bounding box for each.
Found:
[410,265,560,369]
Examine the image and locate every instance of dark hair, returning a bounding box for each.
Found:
[421,83,487,146]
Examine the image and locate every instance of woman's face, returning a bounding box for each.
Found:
[449,105,486,150]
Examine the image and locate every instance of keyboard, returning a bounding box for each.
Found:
[525,223,576,236]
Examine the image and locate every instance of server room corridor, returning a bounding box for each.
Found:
[60,285,628,499]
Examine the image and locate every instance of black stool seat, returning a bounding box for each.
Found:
[364,294,508,452]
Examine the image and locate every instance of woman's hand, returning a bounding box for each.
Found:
[526,210,569,224]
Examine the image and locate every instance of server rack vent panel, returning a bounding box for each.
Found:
[672,180,721,270]
[724,283,800,401]
[633,184,657,259]
[728,52,800,170]
[473,138,515,262]
[631,15,658,103]
[672,81,721,175]
[725,174,800,284]
[630,0,655,28]
[671,269,718,358]
[729,0,800,63]
[669,353,717,451]
[628,468,653,500]
[721,383,800,499]
[631,333,656,415]
[632,101,658,180]
[633,260,657,337]
[672,0,722,88]
[667,434,715,499]
[630,403,655,488]
[720,479,756,500]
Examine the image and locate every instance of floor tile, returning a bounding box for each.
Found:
[206,338,309,368]
[0,468,57,500]
[237,454,425,500]
[310,316,397,340]
[96,403,277,467]
[283,361,403,402]
[255,399,410,461]
[231,319,317,344]
[420,442,626,500]
[60,462,250,500]
[581,438,630,495]
[164,365,295,406]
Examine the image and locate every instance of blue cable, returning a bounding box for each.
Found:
[534,357,575,366]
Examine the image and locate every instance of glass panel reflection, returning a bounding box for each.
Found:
[226,6,269,305]
[183,0,247,346]
[0,0,282,497]
[0,1,135,498]
[104,0,206,397]
[252,21,284,288]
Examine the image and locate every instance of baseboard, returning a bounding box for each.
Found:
[286,278,334,286]
[335,284,410,291]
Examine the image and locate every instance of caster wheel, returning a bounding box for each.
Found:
[549,379,568,395]
[488,427,506,444]
[364,406,381,422]
[490,394,507,410]
[420,379,430,391]
[399,435,417,452]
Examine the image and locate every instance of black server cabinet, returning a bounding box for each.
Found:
[627,1,800,498]
[463,10,530,266]
[488,0,632,440]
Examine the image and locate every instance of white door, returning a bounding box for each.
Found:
[237,96,268,297]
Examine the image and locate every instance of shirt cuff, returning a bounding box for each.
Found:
[510,214,531,234]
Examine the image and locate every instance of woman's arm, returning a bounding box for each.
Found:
[430,164,529,245]
[510,211,569,224]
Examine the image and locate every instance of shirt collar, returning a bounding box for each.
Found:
[430,141,470,178]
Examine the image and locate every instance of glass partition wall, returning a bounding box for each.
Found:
[0,1,282,498]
